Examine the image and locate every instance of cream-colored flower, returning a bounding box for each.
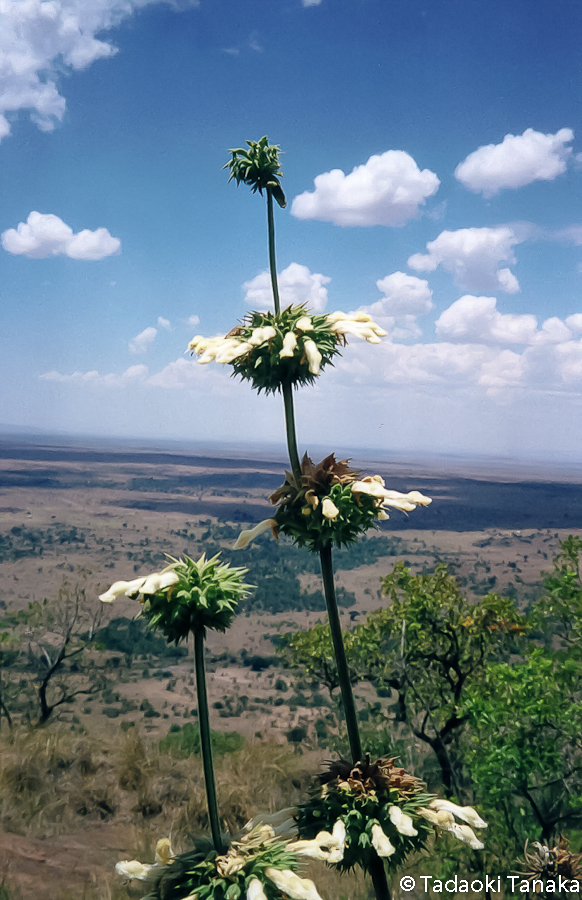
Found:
[233,518,278,550]
[115,860,154,881]
[247,879,268,900]
[429,799,487,829]
[326,310,373,324]
[371,823,396,858]
[303,339,322,374]
[321,497,340,520]
[417,807,456,830]
[140,571,180,595]
[154,838,174,866]
[295,316,313,331]
[448,823,485,850]
[351,481,432,514]
[265,868,323,900]
[388,806,418,836]
[249,326,277,346]
[99,579,144,603]
[215,340,253,363]
[244,808,298,838]
[216,854,246,877]
[280,331,298,358]
[289,818,346,864]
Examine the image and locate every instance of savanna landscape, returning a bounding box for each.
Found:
[2,438,582,898]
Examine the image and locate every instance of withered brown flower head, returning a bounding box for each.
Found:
[319,755,425,800]
[518,838,582,884]
[270,452,360,509]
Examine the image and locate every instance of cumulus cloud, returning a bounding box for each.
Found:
[555,225,582,246]
[372,272,433,318]
[358,272,433,341]
[157,316,171,330]
[0,0,197,141]
[435,296,575,348]
[436,296,538,344]
[243,262,330,311]
[129,327,157,354]
[408,226,522,294]
[455,128,574,197]
[187,314,201,327]
[1,211,120,260]
[40,364,148,386]
[291,150,440,226]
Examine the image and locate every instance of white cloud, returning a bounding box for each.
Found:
[302,0,322,5]
[408,226,522,293]
[372,271,433,318]
[555,225,582,246]
[243,262,330,311]
[40,364,148,386]
[455,127,574,197]
[2,211,120,260]
[291,150,440,227]
[435,296,575,348]
[187,314,201,327]
[129,326,157,354]
[435,296,538,344]
[157,316,171,330]
[0,0,197,141]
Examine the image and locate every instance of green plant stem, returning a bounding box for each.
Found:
[267,189,281,316]
[319,542,363,764]
[282,382,302,481]
[193,627,224,854]
[370,855,392,900]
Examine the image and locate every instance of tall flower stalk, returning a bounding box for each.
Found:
[99,554,251,856]
[223,138,401,900]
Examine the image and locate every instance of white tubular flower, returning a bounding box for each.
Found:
[154,838,174,866]
[417,807,456,830]
[215,340,253,363]
[244,808,298,838]
[265,868,323,900]
[295,316,312,331]
[371,823,396,858]
[115,860,154,881]
[321,497,340,520]
[352,481,432,513]
[376,510,390,521]
[388,806,418,836]
[140,571,180,595]
[280,331,298,358]
[233,518,278,550]
[449,823,485,850]
[303,338,322,374]
[124,577,149,596]
[289,818,346,864]
[249,326,277,346]
[247,879,268,900]
[429,799,487,829]
[99,580,143,603]
[327,310,373,323]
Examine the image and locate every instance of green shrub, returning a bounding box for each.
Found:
[159,723,244,758]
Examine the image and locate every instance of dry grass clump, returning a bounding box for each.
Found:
[0,725,310,843]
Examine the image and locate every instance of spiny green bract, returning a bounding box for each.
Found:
[224,136,287,209]
[296,782,433,875]
[230,306,341,394]
[141,554,252,643]
[145,834,298,900]
[275,483,380,552]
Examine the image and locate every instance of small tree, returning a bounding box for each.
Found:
[6,581,106,725]
[462,649,582,847]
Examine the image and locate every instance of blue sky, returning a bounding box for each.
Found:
[1,0,582,463]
